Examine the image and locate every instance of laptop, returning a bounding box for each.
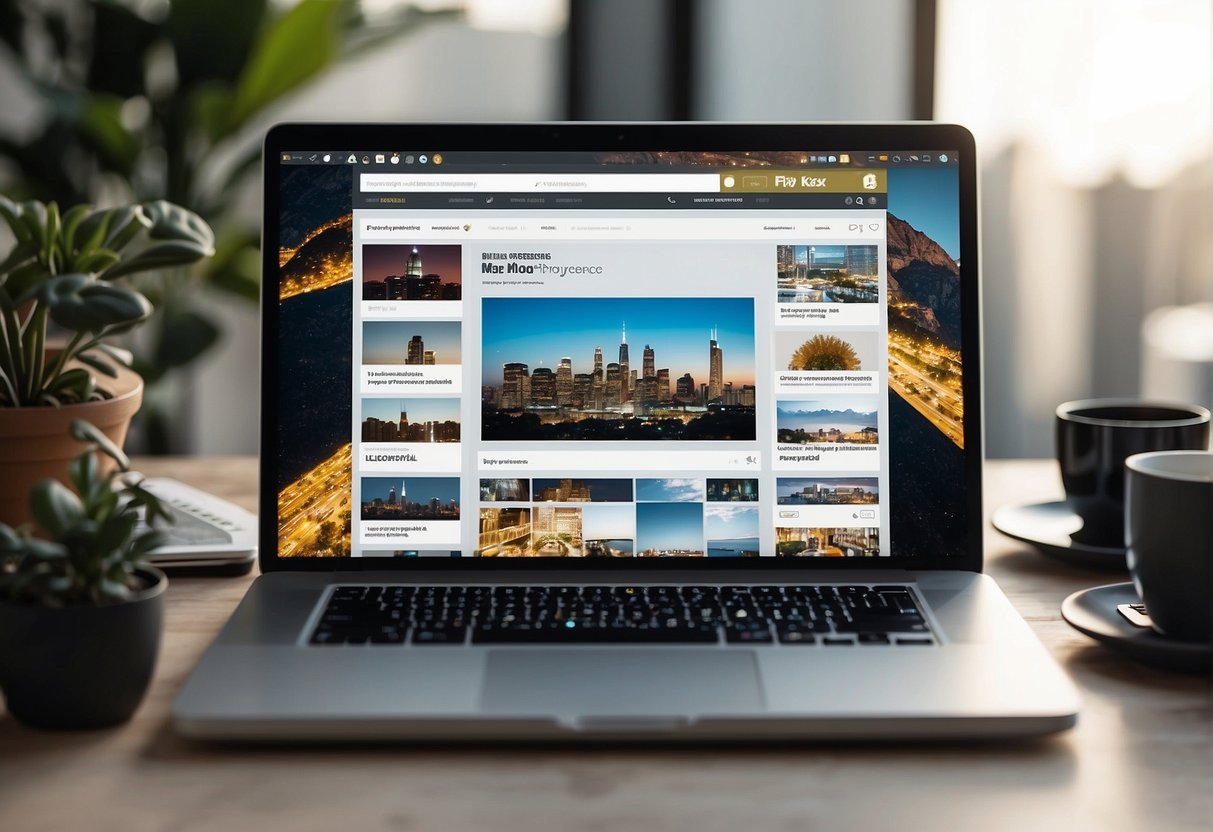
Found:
[173,123,1079,740]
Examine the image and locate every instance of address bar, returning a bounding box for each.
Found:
[360,173,721,193]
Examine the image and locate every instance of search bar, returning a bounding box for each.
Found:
[360,173,721,193]
[478,449,760,472]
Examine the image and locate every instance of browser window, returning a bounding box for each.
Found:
[275,150,963,560]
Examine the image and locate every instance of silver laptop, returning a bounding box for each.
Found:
[173,123,1079,741]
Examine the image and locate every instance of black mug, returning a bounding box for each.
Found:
[1055,399,1210,549]
[1125,450,1213,642]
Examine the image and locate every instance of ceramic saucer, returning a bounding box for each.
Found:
[1061,582,1211,673]
[992,500,1127,570]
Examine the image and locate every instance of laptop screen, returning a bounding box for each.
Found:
[270,133,973,565]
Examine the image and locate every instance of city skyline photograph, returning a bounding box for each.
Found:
[706,478,759,502]
[361,476,460,510]
[532,478,633,502]
[361,397,459,424]
[361,243,462,301]
[777,477,880,504]
[777,244,881,304]
[481,296,755,387]
[362,320,462,365]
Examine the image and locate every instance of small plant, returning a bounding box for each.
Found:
[0,196,214,407]
[789,334,861,371]
[0,420,170,607]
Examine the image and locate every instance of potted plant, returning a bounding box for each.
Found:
[0,420,170,729]
[0,195,214,525]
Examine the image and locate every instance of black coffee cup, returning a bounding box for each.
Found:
[1125,450,1213,642]
[1056,399,1210,549]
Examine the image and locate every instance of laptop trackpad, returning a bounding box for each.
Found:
[481,649,764,716]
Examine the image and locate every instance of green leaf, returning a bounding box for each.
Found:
[29,478,84,539]
[59,203,91,255]
[71,419,130,470]
[225,0,348,133]
[48,367,96,403]
[99,201,214,279]
[71,248,121,274]
[76,351,118,378]
[95,342,134,366]
[102,205,152,252]
[39,276,153,333]
[68,444,100,500]
[0,239,39,277]
[3,260,51,307]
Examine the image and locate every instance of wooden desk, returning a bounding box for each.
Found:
[1,458,1209,831]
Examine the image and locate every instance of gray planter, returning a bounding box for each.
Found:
[0,567,166,730]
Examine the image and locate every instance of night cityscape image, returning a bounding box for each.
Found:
[362,320,461,365]
[532,478,633,502]
[479,478,530,502]
[636,502,704,557]
[635,478,704,502]
[776,527,880,557]
[360,477,460,521]
[476,507,531,557]
[706,504,760,557]
[777,244,879,304]
[777,398,879,445]
[706,478,759,502]
[481,297,756,441]
[360,398,459,443]
[777,477,879,505]
[362,243,462,301]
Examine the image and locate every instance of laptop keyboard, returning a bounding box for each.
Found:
[308,584,934,647]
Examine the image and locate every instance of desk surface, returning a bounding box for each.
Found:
[1,458,1209,832]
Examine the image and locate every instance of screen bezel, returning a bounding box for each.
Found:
[260,122,982,574]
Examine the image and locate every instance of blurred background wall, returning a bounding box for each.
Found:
[0,0,1209,458]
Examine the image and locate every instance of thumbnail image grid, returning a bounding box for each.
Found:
[777,398,879,445]
[481,297,756,441]
[360,476,460,521]
[362,243,461,301]
[777,244,879,304]
[775,527,879,557]
[360,398,460,443]
[362,320,461,365]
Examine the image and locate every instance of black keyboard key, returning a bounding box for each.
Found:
[412,627,466,645]
[472,623,718,644]
[822,637,854,646]
[776,630,815,645]
[858,633,890,645]
[725,627,773,644]
[896,637,934,645]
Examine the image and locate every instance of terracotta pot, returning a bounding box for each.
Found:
[0,359,143,528]
[0,567,166,730]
